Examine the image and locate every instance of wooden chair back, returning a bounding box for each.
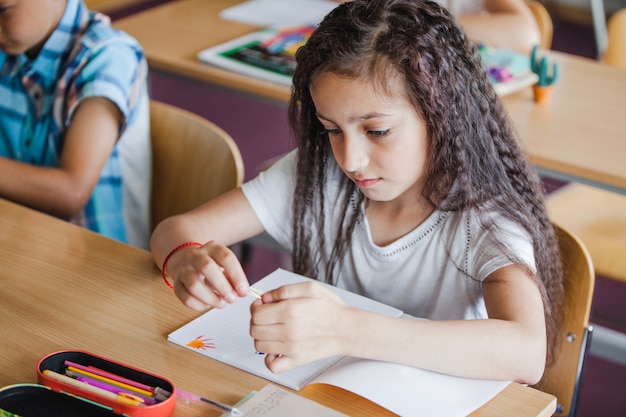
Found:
[149,101,244,231]
[604,8,626,69]
[546,185,626,281]
[525,0,554,49]
[533,224,594,417]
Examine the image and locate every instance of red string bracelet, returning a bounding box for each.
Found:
[162,241,203,288]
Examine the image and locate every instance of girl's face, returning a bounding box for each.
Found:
[311,72,430,206]
[0,0,65,57]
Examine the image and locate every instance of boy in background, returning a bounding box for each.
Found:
[0,0,151,248]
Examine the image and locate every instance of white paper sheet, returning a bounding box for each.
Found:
[219,0,338,27]
[309,357,510,417]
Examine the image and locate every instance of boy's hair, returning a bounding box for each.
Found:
[289,0,563,364]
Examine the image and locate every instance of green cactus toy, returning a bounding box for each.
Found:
[530,45,559,86]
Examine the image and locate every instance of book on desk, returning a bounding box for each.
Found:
[197,28,302,87]
[168,269,510,417]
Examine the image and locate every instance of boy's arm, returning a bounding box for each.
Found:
[0,97,121,219]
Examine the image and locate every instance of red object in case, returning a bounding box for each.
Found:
[37,350,176,417]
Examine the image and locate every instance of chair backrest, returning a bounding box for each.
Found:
[149,100,244,231]
[525,0,554,50]
[533,223,594,417]
[603,8,626,69]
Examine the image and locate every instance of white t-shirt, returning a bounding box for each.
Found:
[241,150,535,320]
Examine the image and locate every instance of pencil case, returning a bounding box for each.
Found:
[0,350,176,417]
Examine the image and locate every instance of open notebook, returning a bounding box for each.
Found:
[168,269,510,416]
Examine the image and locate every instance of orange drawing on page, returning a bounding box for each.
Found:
[186,335,216,350]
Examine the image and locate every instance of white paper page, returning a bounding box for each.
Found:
[308,356,510,417]
[220,0,338,27]
[168,269,402,390]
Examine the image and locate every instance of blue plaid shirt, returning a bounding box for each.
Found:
[0,0,148,244]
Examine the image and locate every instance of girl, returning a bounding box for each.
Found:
[151,0,563,385]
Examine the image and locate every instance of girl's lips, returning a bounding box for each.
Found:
[354,178,381,188]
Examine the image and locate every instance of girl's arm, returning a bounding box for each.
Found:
[0,97,120,219]
[250,264,547,385]
[457,0,541,53]
[150,188,266,311]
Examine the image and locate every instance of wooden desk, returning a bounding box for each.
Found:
[114,0,291,103]
[0,198,555,417]
[114,0,626,194]
[501,54,626,195]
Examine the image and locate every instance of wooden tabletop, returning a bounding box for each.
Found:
[114,0,626,193]
[501,54,626,194]
[0,198,555,416]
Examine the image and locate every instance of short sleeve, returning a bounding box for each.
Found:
[64,30,146,132]
[241,150,298,251]
[472,215,536,282]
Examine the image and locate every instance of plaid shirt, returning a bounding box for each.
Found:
[0,0,148,244]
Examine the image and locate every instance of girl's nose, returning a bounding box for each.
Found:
[340,134,369,173]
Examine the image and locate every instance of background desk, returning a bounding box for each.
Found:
[85,0,168,17]
[502,55,626,195]
[114,0,626,194]
[0,198,555,417]
[115,0,290,103]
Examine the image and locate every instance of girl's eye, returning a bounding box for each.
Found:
[368,129,391,138]
[323,128,342,137]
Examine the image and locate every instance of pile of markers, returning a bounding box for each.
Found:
[261,26,315,56]
[42,360,171,407]
[477,43,517,83]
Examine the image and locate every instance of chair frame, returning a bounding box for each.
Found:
[526,0,554,50]
[533,223,595,417]
[603,7,626,68]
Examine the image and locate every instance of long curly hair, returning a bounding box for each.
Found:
[288,0,563,364]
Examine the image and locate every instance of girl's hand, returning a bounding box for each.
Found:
[167,241,249,311]
[249,282,353,373]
